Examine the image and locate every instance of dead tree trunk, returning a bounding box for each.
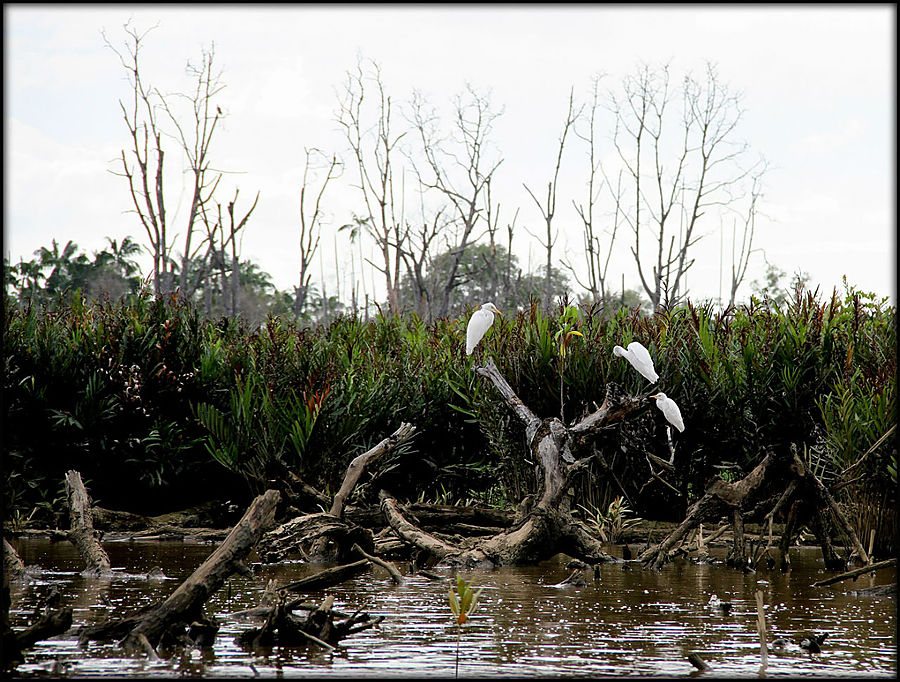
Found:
[3,539,25,583]
[379,358,646,567]
[639,445,869,571]
[64,470,112,576]
[78,489,280,656]
[330,423,416,519]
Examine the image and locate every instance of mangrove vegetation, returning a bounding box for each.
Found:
[2,278,895,556]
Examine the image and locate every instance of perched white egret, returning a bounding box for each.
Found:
[650,392,685,433]
[466,302,503,355]
[613,341,659,383]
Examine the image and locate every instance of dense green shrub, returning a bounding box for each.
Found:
[3,282,895,550]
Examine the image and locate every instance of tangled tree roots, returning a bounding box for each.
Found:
[379,358,648,568]
[639,445,870,571]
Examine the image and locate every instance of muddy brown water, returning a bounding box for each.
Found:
[7,537,897,678]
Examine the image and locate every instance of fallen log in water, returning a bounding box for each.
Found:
[346,502,515,531]
[1,584,73,670]
[280,560,370,593]
[77,489,280,657]
[259,512,374,564]
[847,583,896,597]
[64,470,112,576]
[811,558,896,587]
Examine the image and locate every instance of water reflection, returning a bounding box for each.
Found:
[6,538,896,677]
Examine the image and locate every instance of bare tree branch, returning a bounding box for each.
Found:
[523,87,581,310]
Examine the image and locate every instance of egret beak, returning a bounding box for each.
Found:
[649,393,660,398]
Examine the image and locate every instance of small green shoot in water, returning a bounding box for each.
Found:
[448,574,482,678]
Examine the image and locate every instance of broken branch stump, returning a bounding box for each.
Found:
[64,470,111,576]
[330,422,417,520]
[3,539,25,583]
[352,542,403,584]
[309,423,415,560]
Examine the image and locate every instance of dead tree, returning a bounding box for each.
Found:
[724,169,766,307]
[78,490,280,657]
[64,470,112,576]
[104,22,255,300]
[408,84,503,320]
[200,188,260,317]
[260,423,417,564]
[524,87,581,311]
[568,73,620,306]
[639,445,870,571]
[606,62,766,310]
[336,57,407,315]
[295,149,342,318]
[379,358,647,567]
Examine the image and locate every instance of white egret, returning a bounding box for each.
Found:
[613,341,659,383]
[649,392,685,433]
[466,302,503,355]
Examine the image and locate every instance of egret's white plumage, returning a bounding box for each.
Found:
[650,392,685,433]
[613,341,659,383]
[466,302,502,355]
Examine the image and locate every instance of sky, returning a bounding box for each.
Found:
[4,4,896,308]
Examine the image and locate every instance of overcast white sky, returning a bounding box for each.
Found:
[4,4,896,307]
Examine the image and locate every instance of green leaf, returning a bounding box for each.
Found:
[448,588,460,617]
[466,587,483,616]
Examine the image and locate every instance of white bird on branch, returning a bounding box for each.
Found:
[650,392,685,433]
[613,341,659,383]
[466,302,503,355]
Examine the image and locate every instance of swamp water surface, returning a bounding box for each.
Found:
[7,537,897,678]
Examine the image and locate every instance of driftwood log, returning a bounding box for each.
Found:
[259,513,375,564]
[78,490,280,657]
[262,423,416,564]
[811,558,896,587]
[64,470,112,576]
[639,445,870,571]
[280,560,371,593]
[378,358,646,567]
[352,543,404,583]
